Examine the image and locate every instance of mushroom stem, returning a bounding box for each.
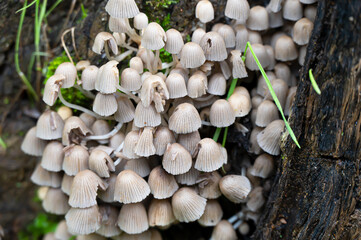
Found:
[172,53,179,66]
[84,122,123,140]
[228,211,244,224]
[121,42,139,52]
[161,62,175,69]
[202,120,212,126]
[145,49,153,73]
[124,18,141,44]
[153,49,160,74]
[73,85,95,99]
[116,86,140,103]
[233,219,243,229]
[195,94,214,101]
[104,43,113,60]
[114,49,134,62]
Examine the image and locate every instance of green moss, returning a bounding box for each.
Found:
[18,213,59,240]
[145,0,179,9]
[159,48,173,63]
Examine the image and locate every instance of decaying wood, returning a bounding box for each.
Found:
[254,1,361,239]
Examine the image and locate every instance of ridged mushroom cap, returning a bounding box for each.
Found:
[31,164,62,187]
[105,0,140,18]
[246,6,269,31]
[89,149,115,178]
[209,99,236,127]
[148,199,176,228]
[93,93,118,117]
[219,175,252,203]
[148,166,179,199]
[194,138,225,172]
[196,0,214,23]
[162,143,192,175]
[92,32,118,55]
[134,12,149,30]
[42,188,70,215]
[141,22,167,50]
[41,141,64,172]
[211,220,237,240]
[65,205,102,235]
[255,100,279,127]
[114,97,135,124]
[153,126,176,156]
[225,0,250,23]
[62,145,89,176]
[164,29,184,54]
[169,103,201,134]
[21,127,47,156]
[199,32,227,61]
[96,205,122,237]
[54,62,77,88]
[257,119,285,155]
[43,74,64,106]
[117,203,149,234]
[207,73,226,96]
[197,199,223,227]
[36,110,64,140]
[180,42,206,69]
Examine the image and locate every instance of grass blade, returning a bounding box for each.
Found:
[0,136,7,149]
[309,69,321,95]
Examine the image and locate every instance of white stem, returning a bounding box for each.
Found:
[85,122,123,140]
[161,62,175,69]
[73,85,95,99]
[121,43,138,52]
[153,49,160,73]
[241,167,246,176]
[202,120,212,126]
[195,94,214,102]
[228,211,244,224]
[233,219,243,229]
[114,49,134,62]
[114,158,122,166]
[146,49,153,73]
[124,18,141,44]
[116,85,140,103]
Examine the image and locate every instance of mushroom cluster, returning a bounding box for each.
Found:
[22,0,317,239]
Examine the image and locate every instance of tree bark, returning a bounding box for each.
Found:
[254,1,361,239]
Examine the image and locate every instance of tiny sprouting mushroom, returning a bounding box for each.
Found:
[114,169,150,204]
[62,145,89,176]
[148,166,179,199]
[238,222,250,235]
[268,10,284,29]
[235,25,248,51]
[96,206,122,237]
[76,60,90,71]
[41,141,64,172]
[210,220,237,240]
[134,12,149,30]
[246,186,266,212]
[93,93,118,117]
[180,42,206,69]
[57,106,73,121]
[169,103,202,134]
[69,170,108,208]
[230,50,248,79]
[293,18,314,45]
[195,0,214,24]
[175,164,200,186]
[267,0,282,13]
[81,65,99,91]
[219,175,252,203]
[134,127,156,157]
[207,73,227,96]
[105,0,140,19]
[54,220,72,240]
[153,126,176,156]
[61,174,74,196]
[42,188,70,215]
[120,68,142,91]
[162,143,192,175]
[95,61,120,94]
[62,116,92,146]
[89,149,115,178]
[225,0,250,23]
[257,119,285,155]
[43,74,64,106]
[124,157,151,178]
[198,199,223,227]
[36,110,64,140]
[140,75,169,112]
[129,57,144,74]
[21,126,47,156]
[98,174,117,203]
[197,171,222,199]
[199,32,228,62]
[275,35,298,61]
[54,62,77,88]
[255,100,279,127]
[247,6,269,31]
[114,96,135,124]
[283,0,303,21]
[187,71,208,98]
[194,138,225,172]
[249,153,274,178]
[210,99,236,128]
[245,43,270,70]
[191,28,206,44]
[65,205,102,235]
[31,164,62,187]
[148,199,176,228]
[172,187,207,223]
[117,203,149,234]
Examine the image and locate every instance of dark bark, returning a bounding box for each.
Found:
[254,1,361,239]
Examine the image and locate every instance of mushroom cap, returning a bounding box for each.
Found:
[247,6,269,31]
[230,50,248,79]
[93,93,118,117]
[148,166,179,199]
[54,62,77,88]
[169,103,202,134]
[187,71,208,98]
[55,220,72,240]
[267,0,283,13]
[255,100,279,127]
[61,174,74,196]
[219,175,252,203]
[97,205,122,237]
[114,97,135,124]
[293,18,314,45]
[42,188,70,215]
[41,141,64,172]
[207,73,226,96]
[265,78,288,109]
[197,199,223,227]
[210,99,236,128]
[21,127,47,156]
[245,43,270,70]
[164,29,184,54]
[228,92,252,118]
[197,171,222,199]
[140,75,169,112]
[264,45,276,70]
[134,12,149,30]
[62,116,92,146]
[95,61,120,94]
[162,143,192,175]
[57,106,73,121]
[65,205,102,235]
[43,74,64,106]
[246,186,266,212]
[249,153,274,178]
[114,169,150,204]
[153,126,176,156]
[211,220,237,240]
[109,17,128,33]
[225,0,250,23]
[124,157,151,178]
[89,149,115,178]
[274,63,291,86]
[180,42,206,69]
[148,199,176,227]
[248,30,263,44]
[172,187,207,223]
[117,203,149,234]
[105,0,140,18]
[257,119,285,155]
[134,103,162,128]
[79,113,96,129]
[275,35,298,61]
[92,32,118,55]
[141,22,167,50]
[250,127,263,155]
[76,60,90,71]
[304,5,317,22]
[31,164,62,187]
[194,138,225,172]
[36,110,64,140]
[199,32,228,62]
[62,145,89,176]
[165,73,188,99]
[121,68,142,91]
[217,24,236,48]
[122,130,140,159]
[195,0,214,23]
[268,10,284,29]
[283,0,303,21]
[98,174,117,203]
[285,86,297,116]
[235,25,248,51]
[175,164,200,186]
[134,127,156,157]
[192,28,206,44]
[129,57,144,74]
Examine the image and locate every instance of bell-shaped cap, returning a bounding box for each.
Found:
[122,130,140,159]
[196,0,214,23]
[89,149,115,178]
[257,119,285,155]
[36,110,64,140]
[140,75,169,112]
[275,35,298,61]
[268,10,284,29]
[134,12,148,30]
[121,68,142,91]
[114,96,135,124]
[92,32,118,55]
[246,186,265,212]
[249,153,274,178]
[105,0,140,18]
[165,73,187,99]
[153,126,176,156]
[194,138,225,172]
[93,93,118,117]
[76,60,90,71]
[95,61,120,94]
[43,74,64,106]
[129,56,144,74]
[54,62,77,88]
[148,199,175,228]
[134,103,161,128]
[169,103,202,134]
[264,45,276,70]
[134,127,156,157]
[211,220,237,240]
[41,141,64,172]
[235,25,248,51]
[230,50,248,79]
[65,205,102,235]
[162,143,192,175]
[225,0,250,23]
[165,29,184,54]
[31,164,62,187]
[98,174,117,203]
[175,163,200,186]
[197,199,223,226]
[255,100,279,127]
[96,205,122,237]
[187,71,208,99]
[197,171,222,199]
[42,188,70,215]
[217,24,236,48]
[293,18,314,45]
[21,127,47,156]
[219,175,252,203]
[180,42,206,69]
[124,157,150,178]
[245,43,270,70]
[117,203,149,234]
[148,166,179,199]
[209,99,235,128]
[69,170,107,208]
[114,169,150,204]
[62,145,89,176]
[246,6,269,31]
[61,174,73,195]
[57,106,72,121]
[191,28,206,44]
[265,79,288,109]
[172,187,207,223]
[199,32,227,61]
[79,113,96,129]
[283,0,303,21]
[141,22,167,50]
[62,116,92,146]
[55,220,72,240]
[207,73,226,96]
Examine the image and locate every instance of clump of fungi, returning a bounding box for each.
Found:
[22,0,317,239]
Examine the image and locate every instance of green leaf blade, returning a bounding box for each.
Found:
[309,69,321,95]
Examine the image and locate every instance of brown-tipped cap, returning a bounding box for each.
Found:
[225,0,250,23]
[62,145,89,176]
[43,74,64,106]
[92,32,118,56]
[247,6,269,31]
[265,79,288,109]
[65,205,102,235]
[211,220,237,240]
[219,175,252,203]
[187,71,208,99]
[42,188,70,215]
[255,100,279,127]
[36,110,64,140]
[129,57,144,74]
[153,126,176,156]
[121,68,142,91]
[249,153,274,178]
[165,73,187,99]
[95,61,119,94]
[76,60,90,71]
[80,113,96,129]
[89,149,115,178]
[21,127,47,156]
[257,119,285,155]
[176,164,200,186]
[165,29,184,54]
[245,43,270,70]
[162,143,192,175]
[148,166,179,199]
[283,0,303,21]
[180,42,206,69]
[196,0,214,23]
[41,141,64,172]
[285,86,297,116]
[230,50,248,79]
[275,35,298,61]
[114,169,150,204]
[172,187,207,223]
[197,171,222,199]
[62,116,92,146]
[98,174,117,203]
[118,203,149,234]
[54,62,77,88]
[122,130,140,159]
[55,220,72,240]
[228,92,252,118]
[148,199,175,227]
[192,28,206,44]
[114,97,135,124]
[207,73,226,96]
[134,103,162,128]
[69,170,107,208]
[141,22,167,50]
[134,12,149,30]
[293,18,314,45]
[124,157,150,178]
[199,32,227,62]
[57,106,73,121]
[210,99,235,128]
[194,138,224,172]
[31,164,62,187]
[217,24,236,48]
[198,199,223,226]
[134,127,156,157]
[169,103,201,134]
[177,131,201,156]
[105,0,139,18]
[97,205,122,237]
[246,186,265,212]
[93,93,118,117]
